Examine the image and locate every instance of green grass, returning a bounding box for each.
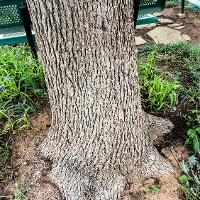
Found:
[13,185,27,200]
[138,49,181,111]
[0,45,46,186]
[138,41,200,112]
[0,45,46,133]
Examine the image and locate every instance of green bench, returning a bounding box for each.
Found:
[187,0,200,9]
[135,0,167,26]
[0,0,37,57]
[0,0,167,47]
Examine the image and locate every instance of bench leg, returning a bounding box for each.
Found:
[181,0,185,13]
[19,4,37,59]
[134,0,141,28]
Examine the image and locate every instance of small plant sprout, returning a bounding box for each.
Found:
[146,184,161,194]
[14,184,27,200]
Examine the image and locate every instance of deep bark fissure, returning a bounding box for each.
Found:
[27,0,174,199]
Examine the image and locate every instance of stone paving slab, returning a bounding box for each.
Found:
[168,23,183,28]
[178,13,186,18]
[174,25,185,30]
[158,18,174,24]
[135,36,147,46]
[136,13,193,45]
[147,27,186,44]
[182,34,191,41]
[137,23,157,30]
[153,12,163,17]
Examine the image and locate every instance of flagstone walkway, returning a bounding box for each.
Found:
[135,8,199,46]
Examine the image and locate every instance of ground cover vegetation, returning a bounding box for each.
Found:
[138,41,200,200]
[0,41,199,199]
[0,45,46,196]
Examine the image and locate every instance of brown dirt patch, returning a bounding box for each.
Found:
[124,143,188,200]
[125,175,182,200]
[1,109,188,200]
[2,109,62,200]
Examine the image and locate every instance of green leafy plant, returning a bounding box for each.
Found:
[180,110,200,200]
[0,45,46,133]
[185,110,200,154]
[138,42,200,112]
[180,155,200,200]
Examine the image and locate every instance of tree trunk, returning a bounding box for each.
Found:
[27,0,174,199]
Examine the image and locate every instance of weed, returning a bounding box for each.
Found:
[180,110,200,200]
[0,139,10,165]
[186,127,200,153]
[14,185,27,200]
[146,184,160,194]
[185,110,200,153]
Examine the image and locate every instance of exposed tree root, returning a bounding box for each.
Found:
[44,145,173,200]
[40,128,69,160]
[141,148,174,177]
[50,168,127,200]
[145,113,174,145]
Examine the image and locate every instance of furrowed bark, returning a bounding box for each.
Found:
[27,0,174,199]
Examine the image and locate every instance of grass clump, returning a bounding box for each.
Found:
[0,45,46,133]
[138,51,181,111]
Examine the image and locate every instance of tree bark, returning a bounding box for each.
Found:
[27,0,174,199]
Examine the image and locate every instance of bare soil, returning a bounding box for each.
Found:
[1,109,188,200]
[2,109,63,200]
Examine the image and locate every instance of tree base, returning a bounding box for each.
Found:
[50,168,127,200]
[45,147,173,200]
[39,113,174,200]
